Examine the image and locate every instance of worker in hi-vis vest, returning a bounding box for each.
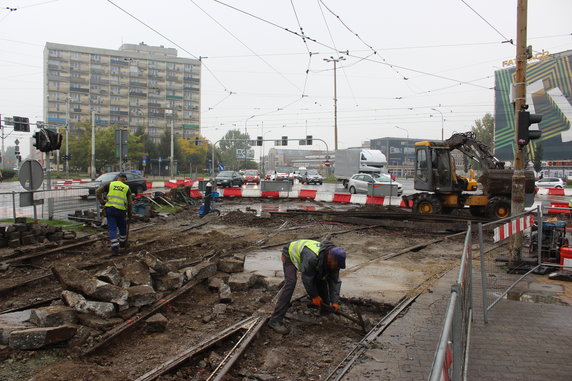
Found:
[96,173,133,255]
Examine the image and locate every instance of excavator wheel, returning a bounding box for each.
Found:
[485,196,511,219]
[412,194,442,215]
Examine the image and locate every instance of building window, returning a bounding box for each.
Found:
[91,54,101,62]
[167,62,175,70]
[71,61,80,70]
[70,93,80,101]
[111,86,120,95]
[91,74,101,81]
[184,91,192,99]
[71,51,81,59]
[71,114,81,121]
[70,83,81,90]
[90,84,101,91]
[110,106,120,112]
[48,113,60,119]
[184,64,193,72]
[71,72,81,79]
[110,66,119,74]
[48,49,59,57]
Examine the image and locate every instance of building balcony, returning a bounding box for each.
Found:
[47,74,68,81]
[110,59,129,66]
[110,110,128,116]
[70,87,90,93]
[148,102,162,108]
[48,117,67,123]
[90,68,105,74]
[129,91,147,97]
[92,79,110,85]
[182,124,199,129]
[129,81,147,87]
[166,95,183,100]
[70,77,88,84]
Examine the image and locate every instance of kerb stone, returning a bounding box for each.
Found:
[228,273,255,292]
[219,283,233,303]
[9,325,77,350]
[127,285,157,307]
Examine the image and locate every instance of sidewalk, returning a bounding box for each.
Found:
[344,265,572,380]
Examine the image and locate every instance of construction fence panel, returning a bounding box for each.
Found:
[429,223,473,381]
[0,187,98,222]
[478,208,540,324]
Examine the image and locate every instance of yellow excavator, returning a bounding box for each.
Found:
[402,132,536,219]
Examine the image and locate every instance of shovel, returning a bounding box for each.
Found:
[320,302,371,333]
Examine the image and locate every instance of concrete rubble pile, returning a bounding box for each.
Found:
[0,217,76,249]
[0,250,274,351]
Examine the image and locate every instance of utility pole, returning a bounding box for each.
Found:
[0,114,4,170]
[431,108,444,141]
[510,0,528,263]
[91,111,96,180]
[324,57,345,151]
[170,117,175,178]
[65,97,70,178]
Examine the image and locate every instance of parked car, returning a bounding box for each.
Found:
[242,170,260,184]
[87,171,148,197]
[300,169,323,185]
[535,177,566,189]
[348,173,403,196]
[215,171,243,188]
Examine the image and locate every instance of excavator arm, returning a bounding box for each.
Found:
[444,132,505,170]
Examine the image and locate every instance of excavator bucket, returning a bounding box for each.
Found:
[479,169,536,195]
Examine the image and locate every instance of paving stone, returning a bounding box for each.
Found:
[77,314,123,330]
[95,266,122,286]
[121,260,152,286]
[30,306,77,327]
[219,283,233,303]
[75,300,116,318]
[127,285,157,307]
[145,313,168,332]
[217,258,244,273]
[61,290,86,308]
[137,251,173,275]
[228,272,255,291]
[183,262,217,281]
[153,271,184,291]
[9,325,77,349]
[53,265,128,305]
[213,303,227,315]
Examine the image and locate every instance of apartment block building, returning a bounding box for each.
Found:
[44,42,201,141]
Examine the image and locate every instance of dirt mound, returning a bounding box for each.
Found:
[221,210,270,227]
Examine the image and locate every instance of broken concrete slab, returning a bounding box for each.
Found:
[95,266,122,286]
[0,324,34,345]
[53,265,129,305]
[30,306,77,327]
[218,258,244,273]
[153,271,184,291]
[183,262,217,282]
[76,300,116,319]
[121,261,152,286]
[208,277,223,291]
[145,313,168,332]
[137,251,173,275]
[127,285,157,307]
[9,325,77,350]
[219,283,232,303]
[0,310,34,325]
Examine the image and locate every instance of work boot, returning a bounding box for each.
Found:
[111,247,119,256]
[119,241,127,249]
[268,319,289,335]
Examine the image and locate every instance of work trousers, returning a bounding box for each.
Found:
[270,250,329,322]
[106,206,127,249]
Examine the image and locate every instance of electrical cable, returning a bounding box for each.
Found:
[460,0,513,44]
[289,0,313,96]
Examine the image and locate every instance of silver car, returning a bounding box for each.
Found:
[348,173,403,196]
[535,177,566,189]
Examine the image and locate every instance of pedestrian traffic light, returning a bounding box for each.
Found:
[13,116,30,132]
[306,135,313,145]
[281,136,288,146]
[517,110,542,147]
[257,136,263,146]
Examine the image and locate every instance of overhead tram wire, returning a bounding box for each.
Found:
[209,0,512,93]
[188,0,302,94]
[106,0,230,94]
[289,0,314,96]
[460,0,513,44]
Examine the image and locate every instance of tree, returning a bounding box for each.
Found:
[178,135,209,173]
[219,129,251,170]
[469,113,495,170]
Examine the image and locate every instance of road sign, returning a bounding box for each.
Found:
[218,164,225,171]
[19,160,44,191]
[324,160,331,167]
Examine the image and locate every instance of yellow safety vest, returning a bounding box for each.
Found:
[288,239,320,270]
[105,181,129,210]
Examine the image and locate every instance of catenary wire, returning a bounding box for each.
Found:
[460,0,513,44]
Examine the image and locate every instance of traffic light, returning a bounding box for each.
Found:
[281,136,288,146]
[13,116,30,132]
[33,128,63,152]
[306,135,313,145]
[517,110,542,147]
[257,136,263,146]
[195,137,200,146]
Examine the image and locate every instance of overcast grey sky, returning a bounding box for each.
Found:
[1,0,571,155]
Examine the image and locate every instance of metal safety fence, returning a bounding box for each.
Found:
[477,208,541,324]
[428,223,473,381]
[0,186,99,222]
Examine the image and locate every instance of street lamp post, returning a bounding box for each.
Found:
[431,108,444,141]
[91,111,96,180]
[395,125,409,139]
[245,115,255,135]
[324,56,345,151]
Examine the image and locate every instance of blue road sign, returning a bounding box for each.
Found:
[218,164,225,171]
